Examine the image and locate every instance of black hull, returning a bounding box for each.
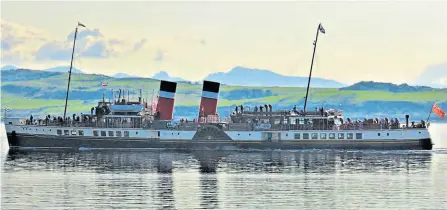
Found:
[7,132,433,151]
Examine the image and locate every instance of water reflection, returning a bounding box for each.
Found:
[4,149,434,174]
[2,149,441,209]
[157,174,175,209]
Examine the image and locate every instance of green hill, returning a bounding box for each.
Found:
[1,69,446,121]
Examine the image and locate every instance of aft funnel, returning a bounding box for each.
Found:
[156,80,177,120]
[199,80,220,117]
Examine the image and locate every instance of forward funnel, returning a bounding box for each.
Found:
[156,80,177,120]
[199,80,220,117]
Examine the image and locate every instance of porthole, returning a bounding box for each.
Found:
[387,133,389,136]
[136,132,138,135]
[378,133,381,136]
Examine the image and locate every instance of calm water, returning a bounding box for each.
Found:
[1,124,447,209]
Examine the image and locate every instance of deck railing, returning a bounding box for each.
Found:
[13,119,426,131]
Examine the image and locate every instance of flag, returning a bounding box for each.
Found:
[101,82,108,87]
[432,103,445,119]
[319,23,325,34]
[78,22,86,28]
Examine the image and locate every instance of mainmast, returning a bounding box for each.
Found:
[63,22,86,119]
[303,23,325,112]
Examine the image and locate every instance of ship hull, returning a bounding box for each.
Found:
[6,132,433,151]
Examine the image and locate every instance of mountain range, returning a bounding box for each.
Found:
[0,65,344,88]
[2,63,446,88]
[204,66,345,88]
[410,62,447,88]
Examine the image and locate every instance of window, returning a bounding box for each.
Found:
[320,133,327,139]
[116,131,122,137]
[356,133,362,139]
[157,131,160,137]
[78,130,84,136]
[101,131,106,137]
[64,130,69,135]
[109,131,114,137]
[378,133,381,136]
[71,130,77,135]
[294,133,300,139]
[329,133,335,139]
[311,133,318,139]
[387,133,389,136]
[124,131,129,137]
[57,130,62,135]
[93,130,99,136]
[338,133,345,139]
[303,133,309,139]
[347,133,353,139]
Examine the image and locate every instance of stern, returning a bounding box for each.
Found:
[418,128,433,150]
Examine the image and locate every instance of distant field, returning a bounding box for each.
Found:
[1,69,446,120]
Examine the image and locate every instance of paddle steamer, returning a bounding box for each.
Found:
[3,23,433,150]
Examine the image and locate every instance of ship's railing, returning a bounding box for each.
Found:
[224,122,419,131]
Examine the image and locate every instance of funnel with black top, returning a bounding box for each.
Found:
[156,80,177,120]
[199,80,220,117]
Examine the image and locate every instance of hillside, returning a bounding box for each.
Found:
[1,69,446,121]
[341,81,441,92]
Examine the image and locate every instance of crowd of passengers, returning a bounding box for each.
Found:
[25,112,94,126]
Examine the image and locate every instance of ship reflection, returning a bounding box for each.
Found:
[4,149,433,209]
[5,149,433,174]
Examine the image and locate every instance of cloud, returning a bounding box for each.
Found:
[174,35,207,46]
[35,28,147,61]
[154,49,165,62]
[133,39,147,51]
[1,20,148,63]
[1,20,48,63]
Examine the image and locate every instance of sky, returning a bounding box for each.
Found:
[1,0,447,85]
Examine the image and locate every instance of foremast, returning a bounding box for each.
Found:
[303,23,325,112]
[63,22,86,119]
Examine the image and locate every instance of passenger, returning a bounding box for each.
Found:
[240,105,244,113]
[254,106,258,112]
[260,106,263,112]
[268,104,272,112]
[235,106,238,113]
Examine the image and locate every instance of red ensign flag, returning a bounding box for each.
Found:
[432,103,445,119]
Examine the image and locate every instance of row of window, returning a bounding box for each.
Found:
[293,133,362,140]
[93,130,130,137]
[57,129,85,136]
[57,129,131,137]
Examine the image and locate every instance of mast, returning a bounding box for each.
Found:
[303,23,325,112]
[63,22,86,119]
